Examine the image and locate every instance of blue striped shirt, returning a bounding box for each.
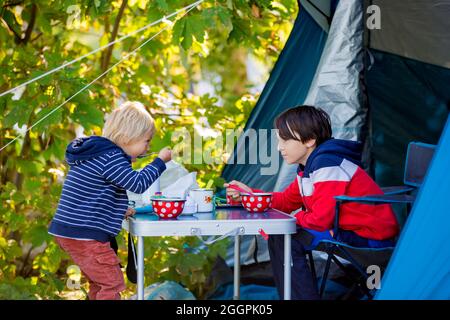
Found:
[49,147,166,242]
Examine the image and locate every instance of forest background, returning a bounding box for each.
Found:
[0,0,297,299]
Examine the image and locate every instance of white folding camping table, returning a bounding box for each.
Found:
[122,207,297,300]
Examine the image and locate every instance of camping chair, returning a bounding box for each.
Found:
[381,142,436,196]
[306,141,436,299]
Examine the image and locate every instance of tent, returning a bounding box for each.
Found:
[221,0,450,299]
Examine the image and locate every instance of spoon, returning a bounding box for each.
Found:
[137,152,158,159]
[227,184,256,196]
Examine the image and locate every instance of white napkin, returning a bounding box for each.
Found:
[182,195,198,214]
[127,161,199,207]
[161,172,199,199]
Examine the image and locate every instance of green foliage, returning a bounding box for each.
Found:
[0,0,297,299]
[135,233,229,299]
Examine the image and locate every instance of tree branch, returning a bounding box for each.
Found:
[101,0,128,72]
[1,15,22,42]
[31,31,42,42]
[2,1,24,8]
[19,3,37,45]
[2,3,37,45]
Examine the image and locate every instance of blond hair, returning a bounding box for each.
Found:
[102,101,155,146]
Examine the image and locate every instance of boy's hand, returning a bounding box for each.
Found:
[224,180,252,201]
[125,207,136,219]
[158,147,172,163]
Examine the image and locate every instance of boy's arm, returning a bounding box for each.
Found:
[102,153,166,194]
[295,167,349,231]
[263,177,303,214]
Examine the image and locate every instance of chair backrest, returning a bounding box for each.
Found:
[404,142,436,187]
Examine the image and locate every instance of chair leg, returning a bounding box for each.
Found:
[319,251,333,297]
[330,255,362,283]
[330,251,374,300]
[338,247,369,278]
[307,250,318,291]
[341,283,358,300]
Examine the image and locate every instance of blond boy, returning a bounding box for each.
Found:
[49,101,171,300]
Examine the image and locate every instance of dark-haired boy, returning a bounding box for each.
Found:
[225,105,399,299]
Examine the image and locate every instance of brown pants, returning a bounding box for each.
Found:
[55,236,126,300]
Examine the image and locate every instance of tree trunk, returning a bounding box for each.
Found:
[101,0,128,72]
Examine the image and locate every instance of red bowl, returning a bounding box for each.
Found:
[241,193,272,213]
[151,198,186,219]
[226,194,242,205]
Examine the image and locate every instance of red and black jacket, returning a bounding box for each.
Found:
[260,139,399,240]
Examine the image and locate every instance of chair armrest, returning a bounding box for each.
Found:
[381,186,415,195]
[332,194,415,238]
[335,194,415,204]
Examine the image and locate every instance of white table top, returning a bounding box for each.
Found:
[123,206,297,237]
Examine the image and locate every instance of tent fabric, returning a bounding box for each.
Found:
[219,0,450,299]
[369,0,450,69]
[275,0,367,195]
[304,0,365,141]
[224,234,270,266]
[221,4,327,191]
[220,2,327,268]
[376,116,450,299]
[366,49,450,186]
[300,0,333,33]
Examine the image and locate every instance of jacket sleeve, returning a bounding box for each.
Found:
[260,177,303,214]
[102,153,166,194]
[295,166,349,231]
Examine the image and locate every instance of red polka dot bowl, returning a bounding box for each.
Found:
[241,193,272,213]
[151,198,186,219]
[226,194,242,205]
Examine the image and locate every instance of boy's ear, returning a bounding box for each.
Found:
[305,139,317,148]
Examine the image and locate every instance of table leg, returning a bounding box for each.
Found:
[284,234,291,300]
[137,236,144,300]
[233,234,241,300]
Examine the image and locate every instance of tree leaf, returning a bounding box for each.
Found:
[25,225,52,247]
[3,101,33,128]
[71,102,104,129]
[185,14,206,43]
[1,9,21,36]
[23,179,43,197]
[155,0,169,12]
[16,159,45,176]
[37,14,52,35]
[172,18,185,45]
[32,106,63,133]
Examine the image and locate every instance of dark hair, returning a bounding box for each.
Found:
[274,105,332,146]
